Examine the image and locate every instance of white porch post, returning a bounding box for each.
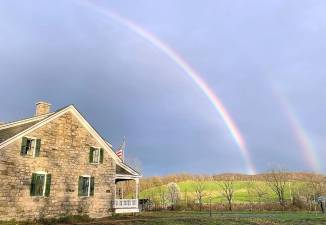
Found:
[121,182,124,199]
[135,178,139,199]
[114,180,116,200]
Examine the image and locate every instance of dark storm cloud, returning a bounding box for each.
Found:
[1,0,326,175]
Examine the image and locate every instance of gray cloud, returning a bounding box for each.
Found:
[1,0,326,175]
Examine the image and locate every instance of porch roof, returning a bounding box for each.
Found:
[116,163,141,180]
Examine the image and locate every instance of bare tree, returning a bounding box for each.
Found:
[304,175,326,211]
[219,177,235,211]
[297,183,313,210]
[193,177,206,211]
[167,182,180,210]
[309,175,326,198]
[254,182,268,210]
[265,169,287,208]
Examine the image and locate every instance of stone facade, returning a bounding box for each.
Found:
[0,111,116,220]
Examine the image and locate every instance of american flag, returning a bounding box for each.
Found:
[116,149,123,158]
[116,137,126,161]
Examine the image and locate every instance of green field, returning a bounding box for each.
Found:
[2,211,325,225]
[140,180,306,204]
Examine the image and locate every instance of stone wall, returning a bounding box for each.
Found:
[0,111,116,220]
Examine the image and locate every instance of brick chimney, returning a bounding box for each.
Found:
[35,101,51,116]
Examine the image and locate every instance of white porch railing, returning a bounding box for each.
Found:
[114,199,139,209]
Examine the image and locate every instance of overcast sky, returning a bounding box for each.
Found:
[1,0,326,176]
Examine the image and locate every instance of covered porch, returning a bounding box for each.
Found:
[113,163,141,213]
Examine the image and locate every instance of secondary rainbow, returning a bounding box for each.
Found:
[77,0,256,174]
[273,90,321,173]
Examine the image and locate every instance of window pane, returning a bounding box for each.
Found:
[81,177,90,196]
[93,149,99,163]
[25,139,35,156]
[35,174,45,196]
[26,139,32,155]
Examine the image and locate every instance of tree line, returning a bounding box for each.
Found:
[136,170,326,212]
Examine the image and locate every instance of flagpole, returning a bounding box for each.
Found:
[123,136,126,162]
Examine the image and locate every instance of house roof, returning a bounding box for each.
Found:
[116,163,140,176]
[0,113,52,143]
[0,105,141,177]
[116,164,132,175]
[0,120,41,143]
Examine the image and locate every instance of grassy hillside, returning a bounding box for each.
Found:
[140,180,307,204]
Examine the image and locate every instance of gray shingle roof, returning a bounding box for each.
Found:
[116,164,133,175]
[116,163,141,176]
[0,118,47,143]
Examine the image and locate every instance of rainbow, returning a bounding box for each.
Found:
[77,0,256,174]
[273,90,321,173]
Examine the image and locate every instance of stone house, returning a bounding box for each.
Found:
[0,102,141,220]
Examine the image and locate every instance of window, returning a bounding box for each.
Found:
[30,172,51,197]
[78,176,94,197]
[93,149,99,163]
[21,137,41,157]
[89,147,104,164]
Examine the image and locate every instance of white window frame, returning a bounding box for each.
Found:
[24,136,37,157]
[34,171,47,197]
[80,175,91,197]
[91,147,101,164]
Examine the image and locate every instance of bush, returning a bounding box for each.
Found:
[39,215,91,225]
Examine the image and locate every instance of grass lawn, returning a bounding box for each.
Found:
[104,211,326,225]
[3,211,325,225]
[99,211,326,225]
[85,211,326,225]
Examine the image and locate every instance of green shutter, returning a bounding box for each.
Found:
[35,139,41,157]
[78,176,83,196]
[100,148,104,164]
[89,147,94,163]
[45,174,51,197]
[30,173,37,196]
[90,177,95,196]
[21,137,28,155]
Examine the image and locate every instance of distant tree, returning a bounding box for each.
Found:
[167,182,180,210]
[246,178,255,211]
[265,168,287,208]
[158,185,167,209]
[183,187,189,209]
[297,183,313,210]
[309,175,326,198]
[306,175,326,211]
[219,176,235,211]
[193,176,206,211]
[182,187,189,209]
[287,181,297,206]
